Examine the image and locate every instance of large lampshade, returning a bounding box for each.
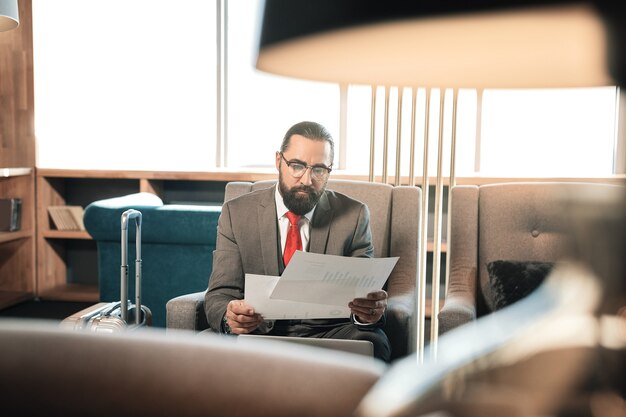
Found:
[256,0,622,88]
[0,0,18,32]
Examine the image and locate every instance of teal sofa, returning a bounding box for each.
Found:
[83,192,220,327]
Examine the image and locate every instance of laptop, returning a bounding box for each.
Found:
[237,334,374,357]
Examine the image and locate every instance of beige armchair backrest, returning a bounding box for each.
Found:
[439,182,620,334]
[225,179,421,359]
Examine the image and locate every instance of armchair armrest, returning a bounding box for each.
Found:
[385,294,414,358]
[166,291,209,331]
[437,295,477,335]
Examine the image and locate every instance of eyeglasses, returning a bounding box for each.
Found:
[279,152,332,180]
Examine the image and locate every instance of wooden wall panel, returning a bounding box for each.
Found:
[0,0,34,168]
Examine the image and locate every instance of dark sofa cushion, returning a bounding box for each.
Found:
[487,260,555,310]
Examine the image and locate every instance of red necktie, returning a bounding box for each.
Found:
[283,211,302,266]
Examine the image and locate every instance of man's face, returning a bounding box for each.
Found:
[276,134,332,215]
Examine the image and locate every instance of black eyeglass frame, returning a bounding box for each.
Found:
[279,152,333,180]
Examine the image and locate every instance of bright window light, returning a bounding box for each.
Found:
[226,0,339,168]
[345,86,617,178]
[346,87,478,178]
[480,87,618,177]
[32,1,619,178]
[33,0,216,171]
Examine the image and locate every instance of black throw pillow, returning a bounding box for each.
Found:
[487,260,555,310]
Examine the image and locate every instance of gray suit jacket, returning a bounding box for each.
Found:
[205,185,374,333]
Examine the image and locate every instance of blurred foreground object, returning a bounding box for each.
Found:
[357,185,626,417]
[257,0,626,87]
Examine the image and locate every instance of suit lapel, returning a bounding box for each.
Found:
[310,191,332,254]
[258,188,280,276]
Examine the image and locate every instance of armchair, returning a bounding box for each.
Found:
[167,179,421,360]
[438,182,619,334]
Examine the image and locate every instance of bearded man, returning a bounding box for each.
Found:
[204,121,390,361]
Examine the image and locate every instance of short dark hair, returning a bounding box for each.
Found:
[280,121,334,165]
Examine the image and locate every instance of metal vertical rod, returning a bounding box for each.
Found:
[394,88,403,186]
[382,86,390,184]
[369,86,377,182]
[430,89,447,360]
[216,0,221,167]
[449,89,459,189]
[223,0,228,167]
[474,88,483,173]
[616,87,626,174]
[409,88,417,187]
[339,84,349,169]
[417,88,431,363]
[612,86,622,173]
[407,86,418,355]
[444,89,459,303]
[216,0,228,167]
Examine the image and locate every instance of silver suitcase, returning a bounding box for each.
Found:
[61,209,152,332]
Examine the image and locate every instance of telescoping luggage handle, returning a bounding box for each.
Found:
[120,209,142,325]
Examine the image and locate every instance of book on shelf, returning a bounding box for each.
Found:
[48,206,85,231]
[0,198,21,232]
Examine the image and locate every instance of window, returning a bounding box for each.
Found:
[345,86,478,178]
[344,85,619,178]
[480,87,618,176]
[33,1,621,178]
[33,0,216,171]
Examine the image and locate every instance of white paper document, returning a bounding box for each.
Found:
[245,274,351,319]
[244,251,399,319]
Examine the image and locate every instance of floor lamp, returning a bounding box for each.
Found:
[255,0,618,360]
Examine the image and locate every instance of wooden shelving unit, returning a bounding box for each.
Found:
[0,169,36,308]
[36,172,127,302]
[34,168,277,302]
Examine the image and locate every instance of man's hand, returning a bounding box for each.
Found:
[225,300,264,334]
[349,290,388,324]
